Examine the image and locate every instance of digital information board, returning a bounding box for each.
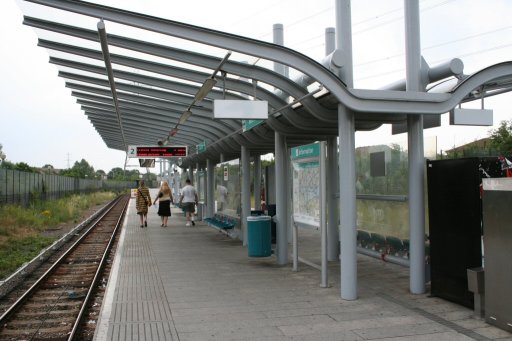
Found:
[127,145,187,158]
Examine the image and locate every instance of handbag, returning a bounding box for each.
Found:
[137,188,151,206]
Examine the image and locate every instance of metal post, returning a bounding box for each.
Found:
[326,26,340,262]
[206,158,215,218]
[220,153,225,192]
[405,0,426,295]
[286,150,293,243]
[274,23,288,265]
[275,132,288,265]
[195,162,201,210]
[327,137,339,261]
[336,0,357,300]
[195,162,199,186]
[159,158,163,180]
[320,142,328,287]
[241,146,250,246]
[254,156,262,210]
[292,221,298,272]
[272,24,289,78]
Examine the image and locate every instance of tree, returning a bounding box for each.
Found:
[61,159,95,179]
[489,119,512,154]
[0,160,15,170]
[107,167,140,181]
[95,169,106,180]
[14,162,34,173]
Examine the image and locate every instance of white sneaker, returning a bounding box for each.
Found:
[185,222,191,226]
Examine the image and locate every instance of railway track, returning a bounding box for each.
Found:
[0,194,129,340]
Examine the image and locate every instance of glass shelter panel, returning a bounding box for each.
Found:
[197,171,205,202]
[354,137,436,254]
[215,159,241,217]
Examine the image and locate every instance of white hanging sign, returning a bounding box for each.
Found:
[213,100,268,119]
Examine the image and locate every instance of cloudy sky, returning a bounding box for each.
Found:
[1,0,511,172]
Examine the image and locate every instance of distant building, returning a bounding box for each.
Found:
[443,138,503,158]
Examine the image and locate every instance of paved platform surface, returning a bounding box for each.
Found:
[94,189,512,341]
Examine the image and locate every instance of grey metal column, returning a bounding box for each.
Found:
[405,0,426,294]
[326,27,340,262]
[241,146,250,246]
[188,165,193,183]
[336,0,357,300]
[327,137,339,261]
[320,141,328,287]
[274,23,288,265]
[196,162,201,190]
[272,24,289,78]
[275,132,288,265]
[159,159,163,181]
[254,156,262,210]
[206,158,215,218]
[220,153,225,190]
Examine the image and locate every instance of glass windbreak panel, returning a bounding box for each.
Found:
[357,199,409,239]
[215,159,241,217]
[197,171,205,202]
[356,143,408,195]
[355,136,436,255]
[355,136,436,195]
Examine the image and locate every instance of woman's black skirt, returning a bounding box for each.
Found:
[157,200,171,217]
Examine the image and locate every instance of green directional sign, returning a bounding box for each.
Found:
[197,141,206,153]
[242,119,263,132]
[290,142,320,160]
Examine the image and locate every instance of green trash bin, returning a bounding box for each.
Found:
[247,215,272,257]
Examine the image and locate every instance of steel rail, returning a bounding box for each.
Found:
[68,195,128,340]
[0,195,124,327]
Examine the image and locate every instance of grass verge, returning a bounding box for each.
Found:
[0,191,117,280]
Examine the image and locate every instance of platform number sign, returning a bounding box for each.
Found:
[128,146,137,158]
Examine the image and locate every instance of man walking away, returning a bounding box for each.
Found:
[179,179,198,226]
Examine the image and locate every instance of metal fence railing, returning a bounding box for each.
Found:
[0,169,135,206]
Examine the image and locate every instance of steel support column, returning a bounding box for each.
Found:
[274,23,288,265]
[254,156,262,210]
[326,26,340,262]
[275,131,288,265]
[327,137,339,261]
[206,158,215,218]
[241,146,250,246]
[336,0,357,300]
[405,0,426,294]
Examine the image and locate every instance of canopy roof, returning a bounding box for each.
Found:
[21,0,512,168]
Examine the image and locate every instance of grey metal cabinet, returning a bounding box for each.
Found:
[482,178,512,332]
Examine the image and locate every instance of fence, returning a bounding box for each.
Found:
[0,169,135,206]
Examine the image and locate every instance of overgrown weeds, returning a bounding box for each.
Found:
[0,191,116,279]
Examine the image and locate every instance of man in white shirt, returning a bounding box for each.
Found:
[179,179,198,226]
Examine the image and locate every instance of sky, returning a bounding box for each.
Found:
[1,0,511,172]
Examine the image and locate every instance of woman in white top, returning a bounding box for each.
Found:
[179,179,198,226]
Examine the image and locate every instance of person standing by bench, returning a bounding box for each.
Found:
[179,179,198,226]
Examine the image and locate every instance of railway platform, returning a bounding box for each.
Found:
[94,189,512,341]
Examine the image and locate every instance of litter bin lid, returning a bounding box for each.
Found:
[247,215,271,221]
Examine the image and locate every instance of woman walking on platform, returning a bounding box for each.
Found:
[136,180,151,228]
[153,181,174,227]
